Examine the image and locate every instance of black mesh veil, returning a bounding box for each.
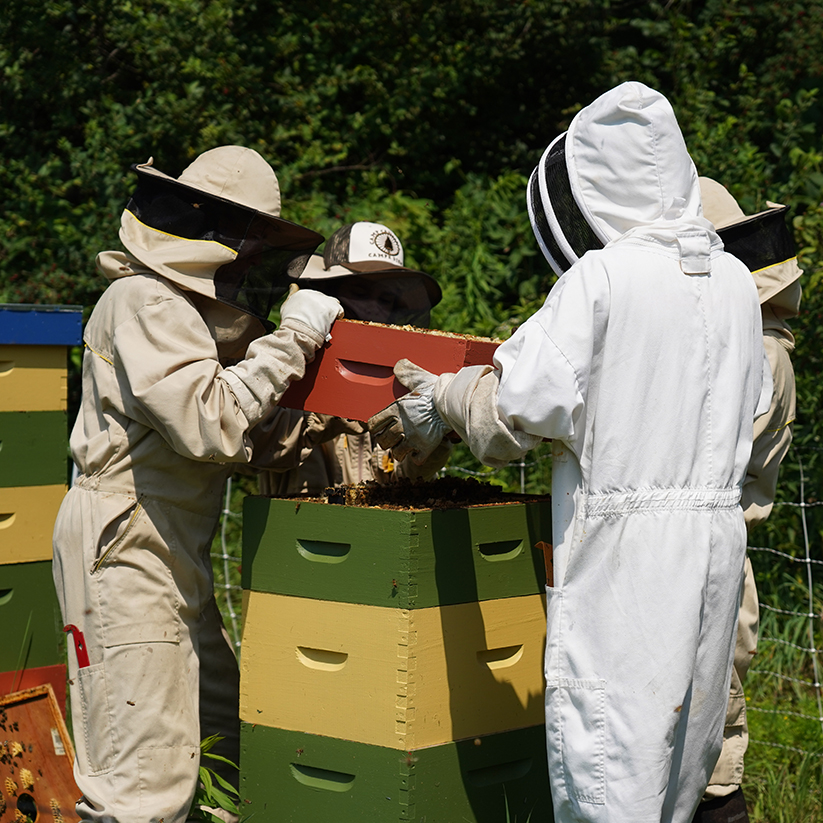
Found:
[717,206,796,274]
[527,167,566,276]
[528,134,603,276]
[126,168,323,325]
[323,224,354,270]
[311,271,436,328]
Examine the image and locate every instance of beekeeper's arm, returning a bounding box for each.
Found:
[744,327,796,529]
[247,409,367,471]
[370,268,597,466]
[113,288,342,463]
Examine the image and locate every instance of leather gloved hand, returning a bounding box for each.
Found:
[368,359,449,465]
[280,286,343,340]
[305,413,368,447]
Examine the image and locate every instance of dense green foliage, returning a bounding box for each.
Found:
[4,2,823,816]
[4,2,823,323]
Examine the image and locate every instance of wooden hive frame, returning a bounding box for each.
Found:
[279,319,500,421]
[0,683,80,822]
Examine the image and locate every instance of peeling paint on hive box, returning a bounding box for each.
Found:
[242,496,551,608]
[278,318,501,421]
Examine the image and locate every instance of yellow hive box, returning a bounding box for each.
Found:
[0,484,67,564]
[0,346,68,412]
[240,591,546,750]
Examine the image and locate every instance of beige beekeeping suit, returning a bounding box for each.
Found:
[51,146,340,823]
[260,424,452,496]
[699,178,802,806]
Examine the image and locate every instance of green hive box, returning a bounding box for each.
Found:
[0,560,64,671]
[240,722,553,822]
[0,411,69,488]
[242,496,551,609]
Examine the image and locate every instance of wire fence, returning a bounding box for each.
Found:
[213,475,244,653]
[746,450,823,762]
[211,446,823,759]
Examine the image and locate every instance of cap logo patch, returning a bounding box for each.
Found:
[371,230,401,258]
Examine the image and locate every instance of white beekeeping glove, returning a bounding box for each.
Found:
[369,359,449,465]
[280,286,343,341]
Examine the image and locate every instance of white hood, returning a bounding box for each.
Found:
[567,81,704,243]
[529,82,717,278]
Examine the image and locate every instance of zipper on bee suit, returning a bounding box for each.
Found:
[91,499,144,574]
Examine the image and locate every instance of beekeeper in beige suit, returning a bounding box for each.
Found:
[693,178,801,823]
[51,146,343,823]
[261,221,450,497]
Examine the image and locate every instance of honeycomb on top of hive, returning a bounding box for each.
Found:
[299,475,548,510]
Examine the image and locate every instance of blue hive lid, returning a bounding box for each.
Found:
[0,304,83,346]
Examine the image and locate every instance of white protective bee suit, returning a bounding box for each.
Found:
[51,146,343,823]
[370,83,770,822]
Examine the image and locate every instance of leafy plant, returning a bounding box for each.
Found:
[504,785,534,823]
[188,734,243,823]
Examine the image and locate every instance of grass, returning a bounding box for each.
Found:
[742,570,823,822]
[746,743,822,823]
[188,734,247,823]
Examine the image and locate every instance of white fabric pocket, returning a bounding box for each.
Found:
[546,677,607,805]
[77,662,118,776]
[544,585,607,806]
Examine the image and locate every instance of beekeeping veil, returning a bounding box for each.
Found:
[699,177,802,317]
[528,82,703,276]
[118,146,323,330]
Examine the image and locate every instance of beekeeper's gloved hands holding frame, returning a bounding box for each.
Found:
[369,359,449,465]
[370,357,543,469]
[280,283,343,341]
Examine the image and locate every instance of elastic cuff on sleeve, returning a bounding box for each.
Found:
[279,318,327,349]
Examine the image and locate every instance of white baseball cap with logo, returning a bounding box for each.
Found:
[299,221,442,325]
[304,220,435,280]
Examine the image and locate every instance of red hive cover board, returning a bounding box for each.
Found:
[0,664,67,719]
[279,319,501,421]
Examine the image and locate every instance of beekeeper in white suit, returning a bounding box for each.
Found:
[370,82,770,822]
[51,146,343,823]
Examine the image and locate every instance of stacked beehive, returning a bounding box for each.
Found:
[0,305,82,714]
[239,487,554,821]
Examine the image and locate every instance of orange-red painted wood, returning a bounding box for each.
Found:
[0,664,67,718]
[279,319,500,421]
[0,684,80,821]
